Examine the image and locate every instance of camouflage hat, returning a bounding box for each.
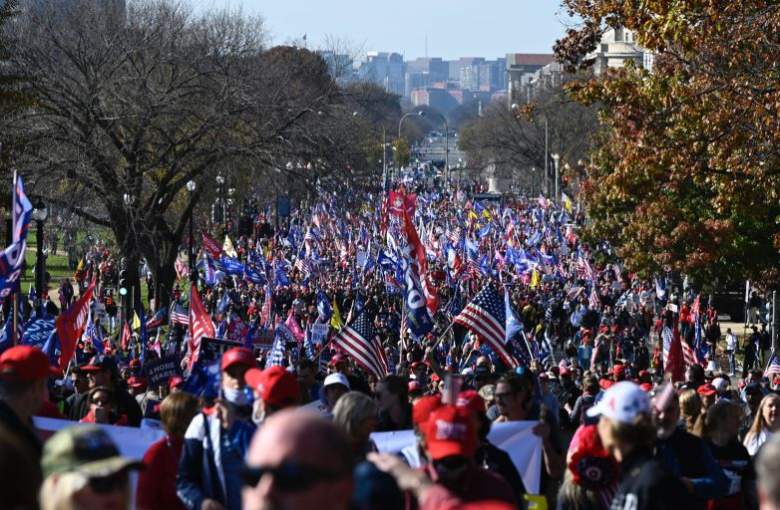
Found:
[42,425,142,478]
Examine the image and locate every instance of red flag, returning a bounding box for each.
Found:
[55,283,95,371]
[201,232,222,259]
[402,208,439,315]
[665,319,685,382]
[120,321,131,351]
[188,284,215,370]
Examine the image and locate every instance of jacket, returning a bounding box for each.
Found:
[656,426,729,507]
[137,435,186,510]
[611,447,693,510]
[176,410,255,510]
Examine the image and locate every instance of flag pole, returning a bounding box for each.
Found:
[11,170,17,346]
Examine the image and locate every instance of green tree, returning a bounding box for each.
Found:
[555,0,780,290]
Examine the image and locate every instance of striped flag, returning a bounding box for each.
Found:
[454,285,519,368]
[575,254,595,281]
[332,310,388,379]
[187,284,215,370]
[764,351,780,378]
[170,303,189,326]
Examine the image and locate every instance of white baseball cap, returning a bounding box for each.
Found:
[711,377,728,392]
[587,381,650,424]
[323,372,350,390]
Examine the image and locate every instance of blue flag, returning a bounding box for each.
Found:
[317,291,332,323]
[22,317,55,347]
[504,289,523,344]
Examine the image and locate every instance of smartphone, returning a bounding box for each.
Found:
[441,374,463,405]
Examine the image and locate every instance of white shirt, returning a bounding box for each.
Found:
[744,429,770,456]
[726,332,738,351]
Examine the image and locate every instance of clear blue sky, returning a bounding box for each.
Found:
[193,0,570,60]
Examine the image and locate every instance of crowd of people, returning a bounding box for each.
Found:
[0,173,779,510]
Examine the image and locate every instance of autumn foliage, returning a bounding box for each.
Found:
[555,0,780,290]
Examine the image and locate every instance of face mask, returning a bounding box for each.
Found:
[223,387,249,407]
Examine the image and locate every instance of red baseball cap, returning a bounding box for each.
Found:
[127,376,147,390]
[697,383,717,397]
[245,366,300,409]
[168,376,184,390]
[412,394,442,427]
[220,347,256,371]
[423,405,477,460]
[611,365,626,380]
[0,346,61,382]
[457,390,486,416]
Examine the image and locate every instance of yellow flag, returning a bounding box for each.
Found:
[561,192,573,214]
[530,269,540,289]
[76,258,84,272]
[482,209,492,220]
[467,210,478,221]
[330,299,343,330]
[132,311,141,331]
[223,235,238,258]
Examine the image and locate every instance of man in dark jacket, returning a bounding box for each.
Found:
[68,354,143,426]
[653,385,728,510]
[0,346,60,466]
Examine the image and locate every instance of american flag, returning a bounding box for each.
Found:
[681,336,696,367]
[175,253,190,280]
[764,351,780,377]
[447,226,463,246]
[575,254,595,281]
[187,284,215,370]
[170,304,189,326]
[267,324,292,367]
[589,285,601,310]
[294,257,317,279]
[332,310,388,379]
[454,285,519,368]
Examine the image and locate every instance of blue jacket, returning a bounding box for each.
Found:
[176,411,255,510]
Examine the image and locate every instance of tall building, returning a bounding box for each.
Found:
[457,57,486,91]
[357,52,405,96]
[506,53,555,104]
[404,57,449,96]
[586,27,651,75]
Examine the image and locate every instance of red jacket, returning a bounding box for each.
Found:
[136,435,185,510]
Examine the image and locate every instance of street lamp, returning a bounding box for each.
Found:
[551,153,560,203]
[186,180,197,287]
[31,200,48,313]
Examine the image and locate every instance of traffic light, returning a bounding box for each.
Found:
[119,270,128,296]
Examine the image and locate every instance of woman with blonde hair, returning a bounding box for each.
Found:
[679,389,703,436]
[333,391,378,458]
[743,393,780,456]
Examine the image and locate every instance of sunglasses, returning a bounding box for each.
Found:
[91,399,110,406]
[88,471,128,494]
[241,462,342,492]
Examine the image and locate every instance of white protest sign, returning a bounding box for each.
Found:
[310,324,329,346]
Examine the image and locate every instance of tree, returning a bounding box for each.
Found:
[3,0,359,309]
[458,81,596,194]
[555,0,780,290]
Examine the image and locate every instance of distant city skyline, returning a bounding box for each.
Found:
[192,0,570,60]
